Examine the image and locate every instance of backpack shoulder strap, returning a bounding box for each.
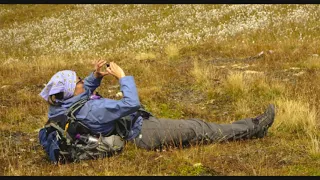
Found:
[65,98,89,121]
[44,98,90,142]
[64,98,90,139]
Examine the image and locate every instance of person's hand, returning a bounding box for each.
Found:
[106,62,126,80]
[93,60,109,78]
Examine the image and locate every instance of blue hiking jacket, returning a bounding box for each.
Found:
[47,72,143,140]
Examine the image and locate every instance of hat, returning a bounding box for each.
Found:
[39,70,77,101]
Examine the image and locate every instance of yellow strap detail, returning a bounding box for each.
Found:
[64,123,69,136]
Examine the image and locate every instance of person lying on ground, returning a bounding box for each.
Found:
[38,60,276,162]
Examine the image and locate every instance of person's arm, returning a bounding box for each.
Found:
[101,62,139,119]
[99,76,141,121]
[83,71,102,93]
[83,75,141,126]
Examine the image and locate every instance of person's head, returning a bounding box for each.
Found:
[39,70,85,106]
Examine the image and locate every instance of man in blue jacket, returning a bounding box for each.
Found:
[39,60,275,152]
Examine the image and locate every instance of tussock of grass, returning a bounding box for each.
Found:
[223,71,246,99]
[274,98,318,134]
[221,72,286,119]
[308,132,320,156]
[300,56,320,70]
[135,52,157,61]
[224,72,285,102]
[190,60,212,89]
[165,43,180,60]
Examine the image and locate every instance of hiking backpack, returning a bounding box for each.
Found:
[38,97,150,164]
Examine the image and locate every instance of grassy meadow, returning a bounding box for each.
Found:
[0,4,320,175]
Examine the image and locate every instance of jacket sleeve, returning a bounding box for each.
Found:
[85,76,141,124]
[102,76,141,120]
[83,71,102,93]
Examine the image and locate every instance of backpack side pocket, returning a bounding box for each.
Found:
[38,128,60,163]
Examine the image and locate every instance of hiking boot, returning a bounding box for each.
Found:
[252,104,276,138]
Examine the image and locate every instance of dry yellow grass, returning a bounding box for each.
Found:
[308,133,320,156]
[190,59,215,89]
[134,52,157,61]
[223,71,246,98]
[274,98,318,133]
[300,56,320,70]
[165,43,180,60]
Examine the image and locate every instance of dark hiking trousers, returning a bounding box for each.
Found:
[133,116,258,150]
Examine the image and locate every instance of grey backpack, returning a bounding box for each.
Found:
[39,98,125,164]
